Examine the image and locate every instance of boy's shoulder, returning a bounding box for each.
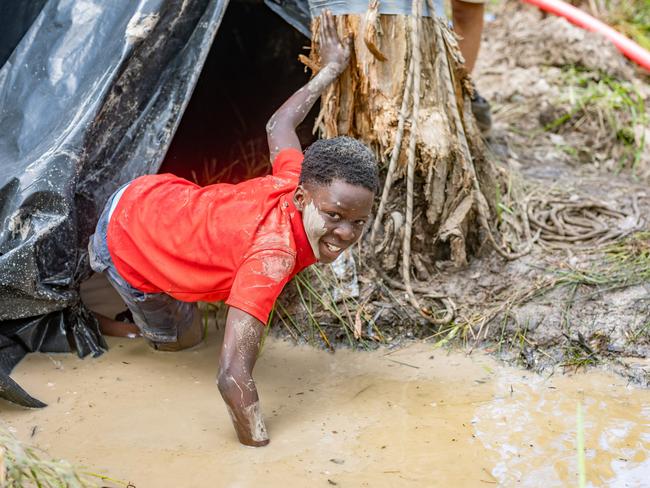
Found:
[270,147,304,181]
[246,194,298,255]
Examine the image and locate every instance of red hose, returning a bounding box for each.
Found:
[522,0,650,72]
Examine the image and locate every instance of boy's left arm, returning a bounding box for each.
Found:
[217,306,269,447]
[266,10,351,162]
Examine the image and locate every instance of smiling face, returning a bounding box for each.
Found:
[294,179,375,264]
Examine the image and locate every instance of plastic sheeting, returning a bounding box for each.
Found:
[0,0,228,407]
[264,0,445,38]
[307,0,436,17]
[264,0,312,38]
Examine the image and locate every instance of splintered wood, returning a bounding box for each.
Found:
[308,7,522,323]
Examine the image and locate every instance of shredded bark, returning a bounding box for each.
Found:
[307,6,534,324]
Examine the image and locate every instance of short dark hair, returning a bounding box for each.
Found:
[299,136,379,192]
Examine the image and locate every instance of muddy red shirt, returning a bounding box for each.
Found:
[106,148,316,324]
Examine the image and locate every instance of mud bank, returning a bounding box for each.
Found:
[2,329,649,487]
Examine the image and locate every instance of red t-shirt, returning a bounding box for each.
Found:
[106,148,316,324]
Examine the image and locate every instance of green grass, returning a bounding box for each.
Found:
[553,231,650,292]
[441,231,650,362]
[494,173,516,226]
[604,0,650,51]
[549,232,649,366]
[546,67,647,172]
[626,318,650,344]
[562,335,598,368]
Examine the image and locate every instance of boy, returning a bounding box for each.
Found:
[88,11,378,447]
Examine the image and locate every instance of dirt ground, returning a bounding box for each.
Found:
[467,2,649,383]
[1,274,648,487]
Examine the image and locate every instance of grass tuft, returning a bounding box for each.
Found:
[603,0,650,52]
[274,265,385,350]
[0,426,125,487]
[547,68,647,172]
[443,231,650,364]
[555,231,650,291]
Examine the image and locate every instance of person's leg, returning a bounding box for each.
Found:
[451,0,492,135]
[451,0,485,74]
[88,186,203,351]
[97,257,204,351]
[94,312,141,338]
[98,258,203,351]
[131,292,204,352]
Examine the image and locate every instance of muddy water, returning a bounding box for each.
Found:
[1,331,648,487]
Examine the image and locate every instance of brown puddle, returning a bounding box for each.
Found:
[2,330,649,487]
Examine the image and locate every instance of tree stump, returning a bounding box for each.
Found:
[308,4,528,322]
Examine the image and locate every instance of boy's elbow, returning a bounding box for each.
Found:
[265,116,278,137]
[217,368,234,396]
[266,115,295,137]
[217,367,250,399]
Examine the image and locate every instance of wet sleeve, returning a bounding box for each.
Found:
[271,148,304,181]
[226,249,297,325]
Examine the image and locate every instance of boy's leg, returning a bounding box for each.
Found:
[94,312,141,338]
[88,187,203,351]
[93,247,203,350]
[131,292,203,351]
[451,0,492,135]
[95,273,203,350]
[150,311,203,351]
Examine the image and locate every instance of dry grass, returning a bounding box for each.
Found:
[433,231,650,358]
[274,265,386,350]
[191,137,270,186]
[0,426,124,487]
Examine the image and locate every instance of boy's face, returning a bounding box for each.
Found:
[294,179,375,264]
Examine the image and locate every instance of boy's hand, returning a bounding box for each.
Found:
[265,10,351,161]
[225,400,269,447]
[217,307,269,447]
[319,10,351,72]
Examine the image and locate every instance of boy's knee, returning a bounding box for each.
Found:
[149,311,203,352]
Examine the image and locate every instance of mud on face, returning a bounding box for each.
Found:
[294,179,375,264]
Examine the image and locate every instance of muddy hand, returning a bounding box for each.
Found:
[227,401,270,447]
[319,9,351,72]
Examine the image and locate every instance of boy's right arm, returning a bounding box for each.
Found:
[266,10,351,162]
[217,306,268,447]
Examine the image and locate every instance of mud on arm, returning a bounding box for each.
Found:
[266,10,351,161]
[217,307,268,447]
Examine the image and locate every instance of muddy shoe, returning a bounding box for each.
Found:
[149,312,205,352]
[471,90,492,137]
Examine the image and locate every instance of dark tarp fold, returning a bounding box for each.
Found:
[0,0,228,407]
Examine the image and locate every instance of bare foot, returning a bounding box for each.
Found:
[93,312,141,338]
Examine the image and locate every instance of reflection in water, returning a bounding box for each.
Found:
[473,369,650,487]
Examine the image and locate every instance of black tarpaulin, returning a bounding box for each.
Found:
[0,0,228,407]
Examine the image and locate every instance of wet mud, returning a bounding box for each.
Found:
[2,330,648,487]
